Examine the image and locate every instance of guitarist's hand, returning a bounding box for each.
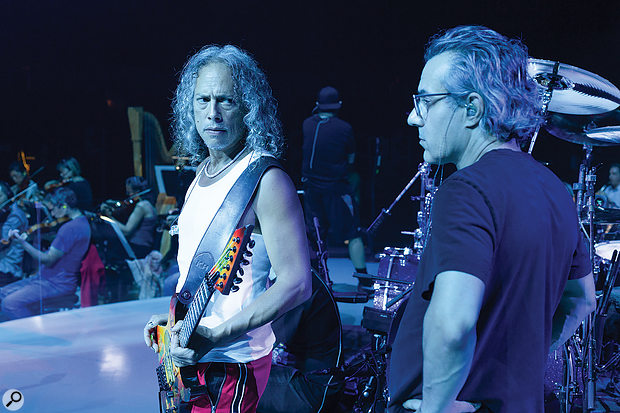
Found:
[144,313,168,352]
[170,320,215,367]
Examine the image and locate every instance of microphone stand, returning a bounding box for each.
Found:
[366,162,429,235]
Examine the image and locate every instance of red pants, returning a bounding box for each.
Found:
[186,352,272,413]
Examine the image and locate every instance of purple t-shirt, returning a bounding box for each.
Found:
[40,215,91,288]
[388,149,591,413]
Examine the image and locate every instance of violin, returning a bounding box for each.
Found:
[44,178,72,192]
[0,216,70,245]
[99,188,151,221]
[25,216,71,235]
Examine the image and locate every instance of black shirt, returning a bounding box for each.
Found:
[388,149,591,412]
[302,114,354,188]
[67,179,93,211]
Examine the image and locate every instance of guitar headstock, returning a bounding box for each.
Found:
[209,224,254,295]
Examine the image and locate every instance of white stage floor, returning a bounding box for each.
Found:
[0,258,375,413]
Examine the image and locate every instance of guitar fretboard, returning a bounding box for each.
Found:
[180,278,214,347]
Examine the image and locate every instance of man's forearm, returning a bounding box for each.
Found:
[550,303,591,351]
[21,240,49,265]
[550,275,596,352]
[421,315,476,413]
[197,273,310,347]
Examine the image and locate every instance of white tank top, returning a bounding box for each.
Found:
[176,151,275,363]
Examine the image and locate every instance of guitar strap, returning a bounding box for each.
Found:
[177,155,282,306]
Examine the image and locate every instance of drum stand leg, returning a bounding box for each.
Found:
[350,334,389,413]
[583,314,597,412]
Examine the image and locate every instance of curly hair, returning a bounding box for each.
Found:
[425,25,543,142]
[172,45,284,165]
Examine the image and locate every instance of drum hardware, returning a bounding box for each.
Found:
[572,142,600,412]
[355,273,410,286]
[526,57,620,411]
[557,231,620,413]
[592,207,620,224]
[545,110,620,147]
[527,58,620,153]
[312,216,331,287]
[366,162,430,235]
[546,341,583,412]
[528,59,620,116]
[327,340,391,413]
[312,216,370,304]
[527,60,558,154]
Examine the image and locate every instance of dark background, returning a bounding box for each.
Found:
[1,0,619,250]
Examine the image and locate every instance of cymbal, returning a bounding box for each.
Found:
[545,108,620,146]
[593,206,620,224]
[528,59,620,115]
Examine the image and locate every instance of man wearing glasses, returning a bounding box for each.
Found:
[388,26,596,412]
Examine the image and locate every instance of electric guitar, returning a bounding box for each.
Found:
[154,225,254,413]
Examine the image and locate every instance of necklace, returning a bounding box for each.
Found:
[204,148,247,179]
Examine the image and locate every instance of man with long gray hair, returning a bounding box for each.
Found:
[388,26,595,412]
[144,45,311,412]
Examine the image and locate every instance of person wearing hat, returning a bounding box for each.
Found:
[301,86,368,288]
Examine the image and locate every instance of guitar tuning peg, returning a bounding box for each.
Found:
[231,246,237,253]
[224,264,231,271]
[248,240,255,249]
[231,285,240,292]
[234,277,242,284]
[241,259,250,266]
[227,255,234,262]
[243,250,253,257]
[237,268,244,276]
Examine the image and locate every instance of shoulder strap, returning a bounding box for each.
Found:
[177,156,282,305]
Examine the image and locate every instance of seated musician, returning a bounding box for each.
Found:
[0,187,90,320]
[44,157,94,211]
[0,182,28,287]
[101,176,158,258]
[8,161,39,202]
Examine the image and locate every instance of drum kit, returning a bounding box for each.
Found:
[344,58,620,413]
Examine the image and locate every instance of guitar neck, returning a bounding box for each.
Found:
[179,280,215,348]
[177,224,253,348]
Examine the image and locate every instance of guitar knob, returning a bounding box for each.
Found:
[248,240,255,249]
[231,285,240,292]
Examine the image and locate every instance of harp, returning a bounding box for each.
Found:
[127,106,175,185]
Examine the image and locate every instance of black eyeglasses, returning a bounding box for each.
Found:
[411,93,452,120]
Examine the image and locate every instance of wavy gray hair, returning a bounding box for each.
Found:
[172,45,284,164]
[425,25,543,142]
